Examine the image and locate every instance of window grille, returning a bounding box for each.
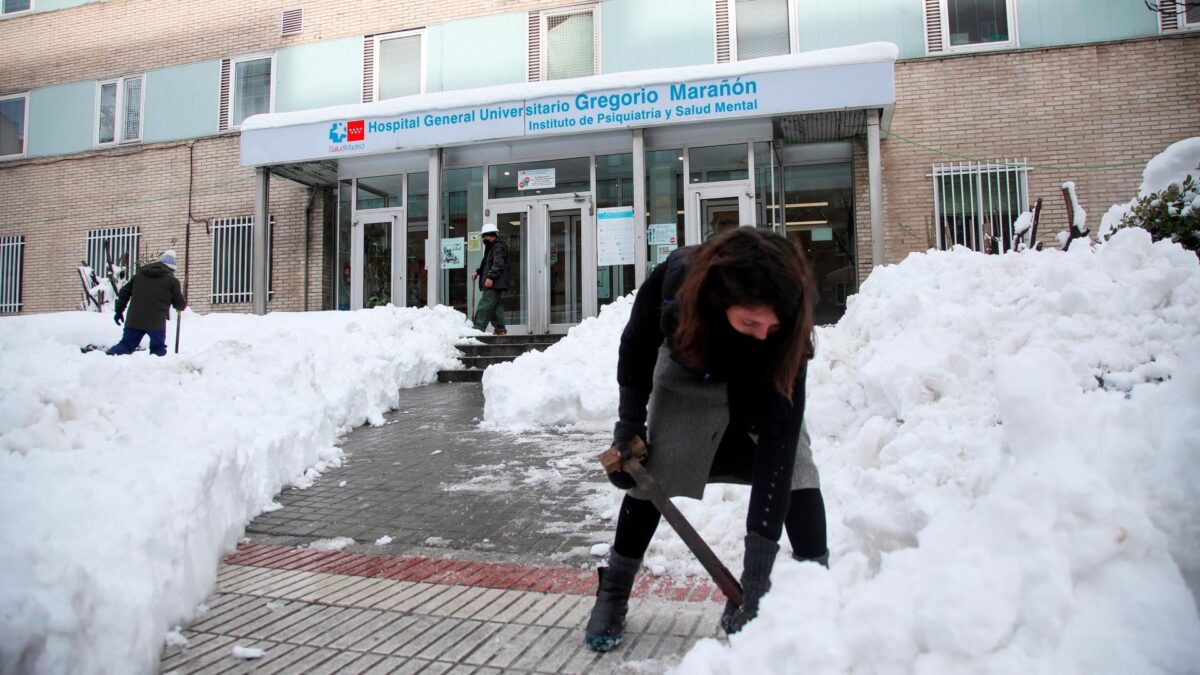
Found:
[539,6,598,81]
[0,235,24,314]
[281,8,303,37]
[734,0,791,60]
[211,216,273,304]
[932,160,1029,253]
[86,226,140,279]
[714,0,732,63]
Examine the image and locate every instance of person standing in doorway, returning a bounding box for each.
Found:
[471,223,509,336]
[107,250,187,357]
[584,227,828,651]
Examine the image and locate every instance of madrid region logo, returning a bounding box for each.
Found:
[329,120,366,144]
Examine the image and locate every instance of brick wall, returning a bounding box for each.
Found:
[0,134,323,315]
[0,0,568,93]
[875,34,1200,271]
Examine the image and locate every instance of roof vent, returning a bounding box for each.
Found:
[281,8,304,37]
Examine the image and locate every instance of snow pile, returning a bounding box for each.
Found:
[1099,137,1200,239]
[675,228,1200,673]
[0,306,466,674]
[487,228,1200,672]
[482,294,634,429]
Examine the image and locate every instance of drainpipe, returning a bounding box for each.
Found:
[867,109,884,268]
[303,187,317,311]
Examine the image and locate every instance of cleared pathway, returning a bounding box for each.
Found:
[160,383,730,674]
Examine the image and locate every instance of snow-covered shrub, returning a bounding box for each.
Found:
[1116,171,1200,255]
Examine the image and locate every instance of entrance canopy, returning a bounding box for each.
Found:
[240,42,898,168]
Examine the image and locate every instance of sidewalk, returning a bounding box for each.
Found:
[160,383,729,673]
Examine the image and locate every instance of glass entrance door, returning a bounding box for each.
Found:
[488,205,530,330]
[351,209,404,309]
[685,183,754,244]
[486,196,594,335]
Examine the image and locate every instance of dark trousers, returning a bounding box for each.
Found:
[473,289,506,331]
[106,327,168,356]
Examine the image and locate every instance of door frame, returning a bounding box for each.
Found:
[485,193,595,335]
[684,181,754,244]
[351,207,405,310]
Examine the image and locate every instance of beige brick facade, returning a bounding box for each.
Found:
[2,1,1197,317]
[879,34,1200,270]
[0,0,564,93]
[0,135,323,314]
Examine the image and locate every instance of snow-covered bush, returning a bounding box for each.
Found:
[1115,171,1200,254]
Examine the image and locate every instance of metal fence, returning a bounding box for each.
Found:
[86,226,141,278]
[211,216,273,304]
[932,160,1030,254]
[0,235,24,314]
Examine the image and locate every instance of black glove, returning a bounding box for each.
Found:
[720,531,779,634]
[114,313,124,326]
[607,387,650,489]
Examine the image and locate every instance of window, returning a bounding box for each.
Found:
[1186,2,1200,28]
[211,216,273,304]
[374,31,424,100]
[86,226,140,280]
[95,75,143,146]
[930,0,1016,52]
[2,0,31,15]
[228,54,274,128]
[932,160,1029,253]
[733,0,791,60]
[530,5,598,82]
[0,235,24,314]
[0,93,27,159]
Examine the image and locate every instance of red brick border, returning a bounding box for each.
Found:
[225,543,722,603]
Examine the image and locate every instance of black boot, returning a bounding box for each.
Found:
[792,549,829,567]
[584,551,641,652]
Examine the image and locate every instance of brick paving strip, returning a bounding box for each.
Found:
[161,545,726,674]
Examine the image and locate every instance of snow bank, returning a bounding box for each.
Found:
[485,229,1200,672]
[0,306,467,674]
[1099,137,1200,239]
[481,294,633,430]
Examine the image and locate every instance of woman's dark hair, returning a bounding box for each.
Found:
[673,227,816,400]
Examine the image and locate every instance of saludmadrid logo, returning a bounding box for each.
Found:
[327,120,366,152]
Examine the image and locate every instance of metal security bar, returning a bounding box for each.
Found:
[932,160,1029,253]
[0,235,24,313]
[86,226,140,278]
[211,216,273,304]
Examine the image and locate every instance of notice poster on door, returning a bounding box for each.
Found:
[517,168,555,190]
[597,207,635,266]
[440,237,465,268]
[655,243,677,264]
[648,223,678,246]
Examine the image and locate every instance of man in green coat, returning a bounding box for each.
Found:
[471,223,509,336]
[107,250,187,356]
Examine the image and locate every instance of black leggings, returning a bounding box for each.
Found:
[611,488,828,560]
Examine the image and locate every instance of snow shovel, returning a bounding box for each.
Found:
[599,437,744,606]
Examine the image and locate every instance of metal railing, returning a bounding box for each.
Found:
[932,160,1030,254]
[0,235,24,313]
[211,216,272,304]
[86,226,140,277]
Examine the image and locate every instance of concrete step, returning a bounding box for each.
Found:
[437,334,564,384]
[437,369,483,383]
[456,343,530,358]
